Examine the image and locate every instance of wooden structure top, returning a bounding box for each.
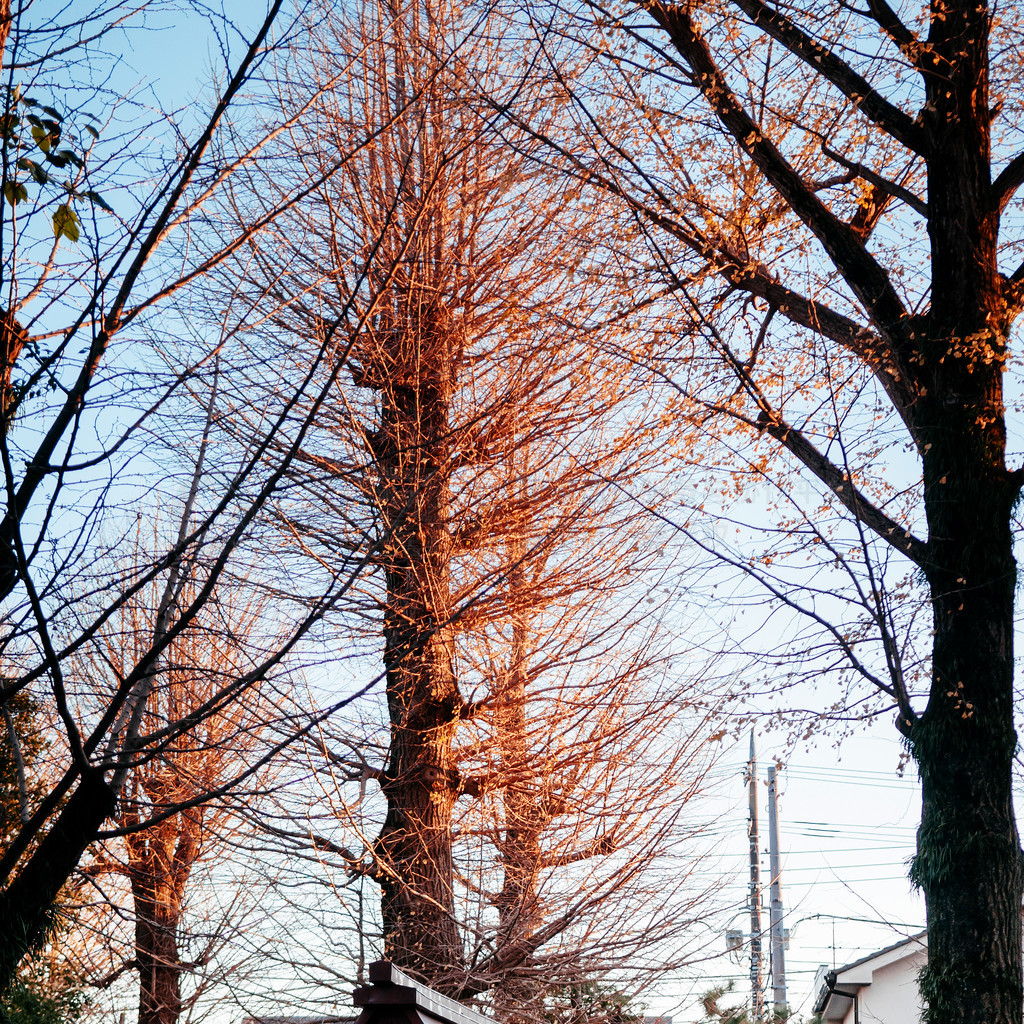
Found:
[353,962,491,1024]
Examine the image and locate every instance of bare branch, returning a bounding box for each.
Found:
[662,0,927,153]
[646,2,913,346]
[993,151,1024,215]
[822,142,928,218]
[755,408,928,566]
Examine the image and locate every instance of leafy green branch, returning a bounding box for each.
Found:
[0,86,113,241]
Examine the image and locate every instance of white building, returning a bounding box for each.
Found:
[812,933,927,1024]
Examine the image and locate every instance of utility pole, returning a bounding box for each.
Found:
[767,765,788,1017]
[747,733,764,1022]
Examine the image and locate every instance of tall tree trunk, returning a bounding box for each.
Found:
[908,1,1024,1017]
[492,558,546,1019]
[371,300,463,982]
[912,382,1021,1024]
[912,291,1023,1023]
[125,801,201,1024]
[132,866,184,1024]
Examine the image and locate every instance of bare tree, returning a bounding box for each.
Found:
[66,534,278,1024]
[0,0,395,990]
[217,0,724,1007]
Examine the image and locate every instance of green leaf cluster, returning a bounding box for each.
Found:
[700,984,795,1024]
[50,205,78,242]
[0,977,86,1024]
[1,183,25,208]
[0,86,112,232]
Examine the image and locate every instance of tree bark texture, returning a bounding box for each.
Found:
[366,297,464,983]
[909,1,1023,1010]
[490,559,547,1019]
[0,771,114,991]
[912,339,1022,1024]
[126,796,202,1024]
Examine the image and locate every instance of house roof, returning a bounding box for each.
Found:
[833,932,927,978]
[813,931,927,1017]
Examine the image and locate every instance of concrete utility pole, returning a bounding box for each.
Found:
[747,733,764,1022]
[767,765,788,1016]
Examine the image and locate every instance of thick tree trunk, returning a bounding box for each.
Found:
[907,0,1024,1015]
[911,329,1022,1024]
[912,406,1021,1022]
[0,771,114,991]
[126,804,200,1024]
[131,859,184,1024]
[370,302,463,983]
[134,906,183,1024]
[377,624,462,982]
[912,422,1022,1024]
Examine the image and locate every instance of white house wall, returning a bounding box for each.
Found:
[849,950,927,1024]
